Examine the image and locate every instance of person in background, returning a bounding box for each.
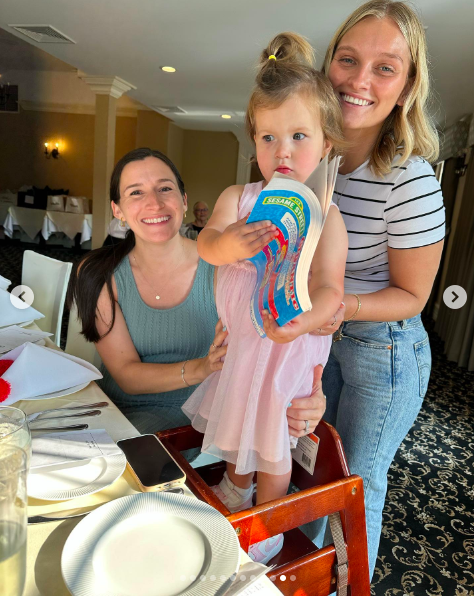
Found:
[181,201,209,239]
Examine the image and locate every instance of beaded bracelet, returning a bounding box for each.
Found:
[345,293,361,321]
[181,360,190,387]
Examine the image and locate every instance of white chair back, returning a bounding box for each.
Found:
[65,303,102,368]
[21,251,72,346]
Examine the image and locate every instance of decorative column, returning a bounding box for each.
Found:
[79,75,136,248]
[234,129,253,185]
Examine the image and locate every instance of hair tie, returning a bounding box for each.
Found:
[268,55,277,61]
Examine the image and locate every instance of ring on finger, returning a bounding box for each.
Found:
[304,419,310,434]
[330,315,337,327]
[211,343,217,349]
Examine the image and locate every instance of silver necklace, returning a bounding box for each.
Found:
[132,254,162,300]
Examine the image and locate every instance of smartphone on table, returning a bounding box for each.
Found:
[117,434,186,493]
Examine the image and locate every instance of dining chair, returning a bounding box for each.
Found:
[158,420,371,596]
[65,302,102,368]
[21,250,72,346]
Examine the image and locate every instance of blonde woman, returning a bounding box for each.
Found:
[313,0,445,578]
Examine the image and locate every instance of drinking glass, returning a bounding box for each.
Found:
[0,407,31,467]
[0,446,28,596]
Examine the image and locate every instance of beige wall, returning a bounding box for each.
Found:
[115,116,138,165]
[0,109,238,220]
[136,111,169,154]
[0,108,95,196]
[181,130,239,222]
[167,122,184,174]
[0,110,143,199]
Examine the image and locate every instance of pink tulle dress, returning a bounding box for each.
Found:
[182,181,333,475]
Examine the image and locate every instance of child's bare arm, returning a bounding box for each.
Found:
[263,206,348,342]
[304,206,347,331]
[198,185,277,266]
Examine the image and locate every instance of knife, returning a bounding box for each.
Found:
[30,424,89,433]
[28,410,102,424]
[28,488,185,524]
[27,402,109,422]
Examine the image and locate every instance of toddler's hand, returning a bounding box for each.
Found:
[218,214,277,262]
[262,310,309,344]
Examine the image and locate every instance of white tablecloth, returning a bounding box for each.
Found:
[42,211,92,243]
[3,206,92,244]
[0,194,17,224]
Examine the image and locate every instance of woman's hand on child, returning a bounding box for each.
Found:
[217,214,277,262]
[197,320,228,380]
[262,310,309,343]
[287,365,326,438]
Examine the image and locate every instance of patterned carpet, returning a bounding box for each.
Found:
[373,319,474,596]
[0,239,473,595]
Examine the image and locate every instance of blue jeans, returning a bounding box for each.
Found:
[313,315,431,579]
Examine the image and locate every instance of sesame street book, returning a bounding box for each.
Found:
[247,155,340,338]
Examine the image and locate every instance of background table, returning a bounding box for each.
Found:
[3,207,92,247]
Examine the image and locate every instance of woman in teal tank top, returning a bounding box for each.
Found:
[68,148,326,438]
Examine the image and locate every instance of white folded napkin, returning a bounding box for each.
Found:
[31,429,121,471]
[0,288,44,327]
[0,275,11,291]
[0,342,102,405]
[0,326,52,354]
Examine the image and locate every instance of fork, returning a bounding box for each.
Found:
[27,402,109,422]
[28,410,102,425]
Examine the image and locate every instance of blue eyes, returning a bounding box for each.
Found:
[338,58,395,74]
[262,133,306,142]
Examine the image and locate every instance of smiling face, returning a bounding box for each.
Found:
[254,93,331,184]
[328,16,412,140]
[111,156,187,243]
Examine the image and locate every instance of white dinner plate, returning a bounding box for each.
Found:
[25,381,90,401]
[62,492,241,596]
[28,452,126,500]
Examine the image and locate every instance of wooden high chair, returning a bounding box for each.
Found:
[157,420,370,595]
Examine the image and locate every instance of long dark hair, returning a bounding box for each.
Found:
[67,148,186,343]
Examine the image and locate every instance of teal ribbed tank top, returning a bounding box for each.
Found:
[98,255,218,435]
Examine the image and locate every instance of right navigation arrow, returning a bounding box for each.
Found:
[452,292,459,303]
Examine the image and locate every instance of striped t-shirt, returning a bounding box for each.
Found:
[334,155,445,294]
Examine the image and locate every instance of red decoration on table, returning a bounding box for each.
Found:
[0,379,11,402]
[0,360,14,377]
[0,360,14,401]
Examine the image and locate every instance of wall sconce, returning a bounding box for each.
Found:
[44,142,60,159]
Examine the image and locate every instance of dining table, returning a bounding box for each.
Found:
[17,328,282,596]
[3,206,93,246]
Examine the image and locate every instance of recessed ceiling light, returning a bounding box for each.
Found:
[161,66,176,73]
[221,114,232,119]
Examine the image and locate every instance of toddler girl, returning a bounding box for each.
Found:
[183,32,348,563]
